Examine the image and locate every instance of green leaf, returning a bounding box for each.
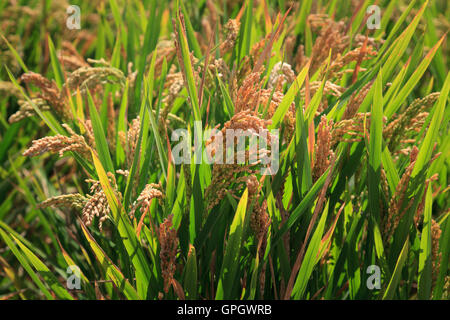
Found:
[384,35,445,118]
[368,71,383,223]
[0,33,29,73]
[376,0,417,59]
[383,237,409,300]
[217,75,235,117]
[115,80,128,166]
[180,1,202,57]
[295,0,313,36]
[0,228,54,300]
[11,234,74,300]
[381,0,428,82]
[79,221,141,300]
[183,245,198,299]
[175,6,201,122]
[291,201,329,299]
[305,73,327,125]
[238,0,254,61]
[145,51,168,179]
[248,252,260,300]
[273,166,329,246]
[412,72,450,178]
[269,62,310,129]
[381,147,400,195]
[47,36,64,90]
[417,186,433,299]
[91,151,153,298]
[87,90,115,174]
[57,240,96,298]
[6,68,64,135]
[216,189,249,299]
[433,215,450,299]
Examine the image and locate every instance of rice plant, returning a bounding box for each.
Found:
[0,0,448,300]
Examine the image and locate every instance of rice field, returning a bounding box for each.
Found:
[0,0,449,300]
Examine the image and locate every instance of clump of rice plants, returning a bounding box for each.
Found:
[0,0,448,300]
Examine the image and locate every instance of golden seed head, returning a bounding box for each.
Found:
[23,124,91,158]
[158,215,179,293]
[130,183,164,219]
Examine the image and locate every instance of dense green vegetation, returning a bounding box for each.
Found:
[0,0,448,300]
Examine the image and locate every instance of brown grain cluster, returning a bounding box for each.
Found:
[82,179,110,231]
[220,19,240,54]
[130,183,164,219]
[384,93,440,151]
[58,41,90,71]
[9,98,50,123]
[20,72,70,120]
[342,81,374,120]
[245,175,270,298]
[205,110,273,212]
[431,219,442,283]
[157,215,179,294]
[118,116,141,167]
[235,71,296,140]
[235,71,264,113]
[312,116,334,182]
[383,146,419,242]
[268,61,296,89]
[332,112,371,145]
[38,193,87,210]
[23,124,91,158]
[65,63,126,94]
